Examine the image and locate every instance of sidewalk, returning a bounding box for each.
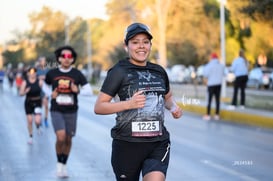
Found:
[180,100,273,129]
[169,83,273,129]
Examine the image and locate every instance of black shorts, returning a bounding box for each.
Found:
[24,99,42,115]
[111,138,170,181]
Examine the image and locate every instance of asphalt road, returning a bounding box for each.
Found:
[1,86,273,181]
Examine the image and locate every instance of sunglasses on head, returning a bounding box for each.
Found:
[60,53,73,59]
[126,23,150,33]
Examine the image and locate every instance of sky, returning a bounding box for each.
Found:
[0,0,108,44]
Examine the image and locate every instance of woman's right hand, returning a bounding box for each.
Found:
[128,90,146,109]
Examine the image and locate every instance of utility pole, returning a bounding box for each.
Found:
[220,0,227,98]
[86,21,92,82]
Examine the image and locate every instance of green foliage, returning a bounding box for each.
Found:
[240,0,273,25]
[68,18,89,65]
[108,43,128,66]
[226,38,240,65]
[167,41,198,66]
[203,0,220,19]
[2,49,24,67]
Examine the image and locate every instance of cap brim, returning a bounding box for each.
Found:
[126,29,153,42]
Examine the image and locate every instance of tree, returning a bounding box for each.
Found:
[2,0,273,69]
[2,47,24,67]
[28,6,67,59]
[155,0,171,68]
[239,0,273,66]
[28,6,91,66]
[240,0,273,25]
[227,0,273,66]
[166,0,221,65]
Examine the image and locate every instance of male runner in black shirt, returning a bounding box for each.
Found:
[45,45,92,178]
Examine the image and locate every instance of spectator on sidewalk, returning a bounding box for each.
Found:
[228,49,249,110]
[202,53,225,121]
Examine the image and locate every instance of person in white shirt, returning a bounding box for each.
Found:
[202,53,225,121]
[229,49,249,109]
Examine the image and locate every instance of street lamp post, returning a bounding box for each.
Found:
[86,22,92,82]
[220,0,227,98]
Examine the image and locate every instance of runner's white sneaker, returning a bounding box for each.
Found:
[27,138,33,145]
[56,162,63,177]
[214,115,220,120]
[37,128,42,135]
[227,105,236,110]
[202,115,211,121]
[62,164,69,178]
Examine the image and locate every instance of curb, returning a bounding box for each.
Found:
[179,103,273,129]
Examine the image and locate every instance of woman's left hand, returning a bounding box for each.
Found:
[171,106,183,119]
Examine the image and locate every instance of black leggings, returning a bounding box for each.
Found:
[207,85,221,115]
[232,75,248,106]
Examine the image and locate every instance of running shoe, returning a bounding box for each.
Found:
[27,138,33,145]
[37,128,42,135]
[227,105,236,110]
[62,164,69,178]
[202,115,211,121]
[56,162,63,178]
[214,115,220,120]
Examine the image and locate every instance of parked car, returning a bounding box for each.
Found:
[269,71,273,90]
[195,65,204,84]
[247,67,272,89]
[187,65,196,83]
[168,64,191,84]
[165,67,172,81]
[225,66,235,84]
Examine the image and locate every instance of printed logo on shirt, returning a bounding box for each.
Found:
[57,79,71,93]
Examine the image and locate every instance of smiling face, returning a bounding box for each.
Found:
[126,33,152,66]
[58,49,74,69]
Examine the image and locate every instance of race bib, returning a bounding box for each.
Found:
[131,121,161,137]
[56,94,74,105]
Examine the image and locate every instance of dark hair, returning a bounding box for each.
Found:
[27,67,37,74]
[54,45,77,64]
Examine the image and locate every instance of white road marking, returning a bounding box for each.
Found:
[201,159,259,181]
